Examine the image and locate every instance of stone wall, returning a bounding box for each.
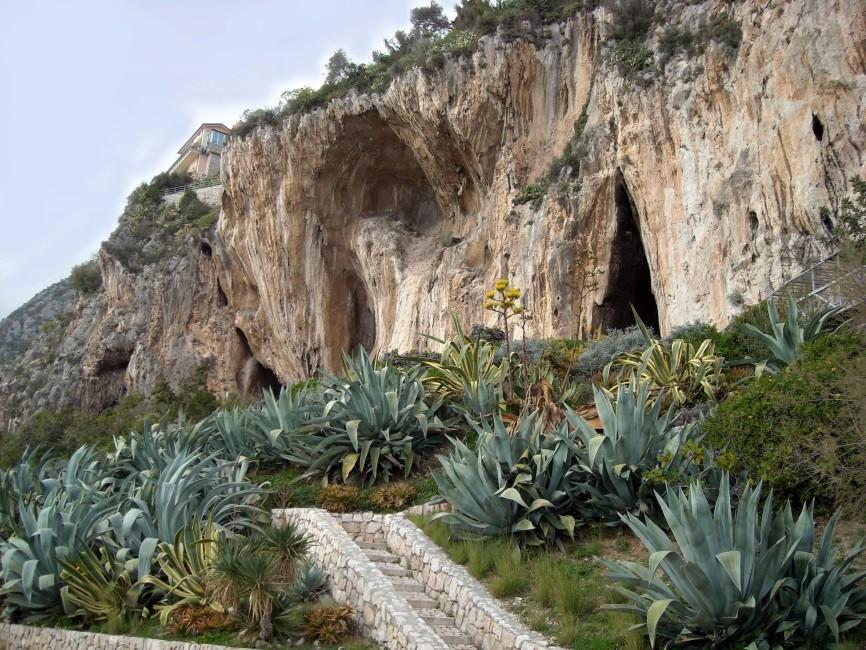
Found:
[338,513,561,650]
[0,623,243,650]
[162,184,223,208]
[273,508,449,650]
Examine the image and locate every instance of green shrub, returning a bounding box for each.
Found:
[702,331,865,503]
[576,326,649,377]
[706,13,742,50]
[69,259,102,294]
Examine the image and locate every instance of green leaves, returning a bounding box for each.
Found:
[603,475,866,648]
[284,348,447,487]
[434,411,579,547]
[742,297,844,374]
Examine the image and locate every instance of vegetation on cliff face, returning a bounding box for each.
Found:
[233,0,599,137]
[101,173,218,272]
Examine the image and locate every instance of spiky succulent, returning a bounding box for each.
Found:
[434,410,578,546]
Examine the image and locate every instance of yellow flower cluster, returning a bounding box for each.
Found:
[484,277,525,314]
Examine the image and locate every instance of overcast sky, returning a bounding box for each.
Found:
[0,0,455,318]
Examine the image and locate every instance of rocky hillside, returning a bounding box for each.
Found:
[1,0,864,427]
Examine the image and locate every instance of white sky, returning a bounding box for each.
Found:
[0,0,456,318]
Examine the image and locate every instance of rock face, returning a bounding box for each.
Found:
[216,0,866,380]
[1,0,865,422]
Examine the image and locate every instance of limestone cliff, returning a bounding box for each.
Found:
[216,0,866,380]
[1,0,864,424]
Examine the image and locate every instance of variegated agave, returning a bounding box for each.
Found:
[433,411,578,546]
[285,349,447,486]
[603,310,725,408]
[415,316,507,419]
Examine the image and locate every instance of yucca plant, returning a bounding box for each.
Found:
[258,523,312,582]
[417,316,507,419]
[742,297,845,374]
[434,411,578,546]
[603,477,798,648]
[569,381,707,524]
[604,310,725,407]
[287,349,447,486]
[207,536,255,612]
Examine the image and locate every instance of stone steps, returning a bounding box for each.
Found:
[341,520,477,649]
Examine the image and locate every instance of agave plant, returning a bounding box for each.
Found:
[252,384,323,461]
[0,447,57,538]
[117,450,264,542]
[603,477,799,648]
[775,507,866,646]
[142,519,223,623]
[59,543,154,624]
[416,316,507,419]
[0,487,115,619]
[291,563,328,601]
[434,411,578,546]
[287,349,447,486]
[204,407,260,461]
[569,381,707,524]
[603,310,725,407]
[742,297,845,374]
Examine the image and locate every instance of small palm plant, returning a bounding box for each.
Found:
[259,523,312,582]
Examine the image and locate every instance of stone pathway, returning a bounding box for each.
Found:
[275,508,563,650]
[341,520,476,649]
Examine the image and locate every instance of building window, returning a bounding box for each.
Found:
[208,131,226,146]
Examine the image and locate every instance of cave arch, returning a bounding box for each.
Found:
[313,110,442,367]
[597,172,660,333]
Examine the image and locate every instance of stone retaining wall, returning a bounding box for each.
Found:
[273,508,449,650]
[0,623,243,650]
[162,184,223,208]
[337,513,562,650]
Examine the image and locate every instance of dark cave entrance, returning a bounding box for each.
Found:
[346,272,377,353]
[235,327,282,396]
[598,173,660,333]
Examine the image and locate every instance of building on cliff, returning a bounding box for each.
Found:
[168,123,230,177]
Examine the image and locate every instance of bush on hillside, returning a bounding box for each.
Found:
[575,325,648,376]
[701,330,866,505]
[69,259,102,294]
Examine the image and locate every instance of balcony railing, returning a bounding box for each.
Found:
[159,176,222,196]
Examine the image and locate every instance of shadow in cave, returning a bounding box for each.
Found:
[235,327,282,396]
[314,110,442,367]
[597,172,660,333]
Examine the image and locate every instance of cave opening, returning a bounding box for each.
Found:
[598,173,660,333]
[234,327,282,396]
[347,273,377,353]
[314,110,442,368]
[811,114,825,142]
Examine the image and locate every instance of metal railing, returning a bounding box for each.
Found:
[769,254,865,310]
[159,176,222,196]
